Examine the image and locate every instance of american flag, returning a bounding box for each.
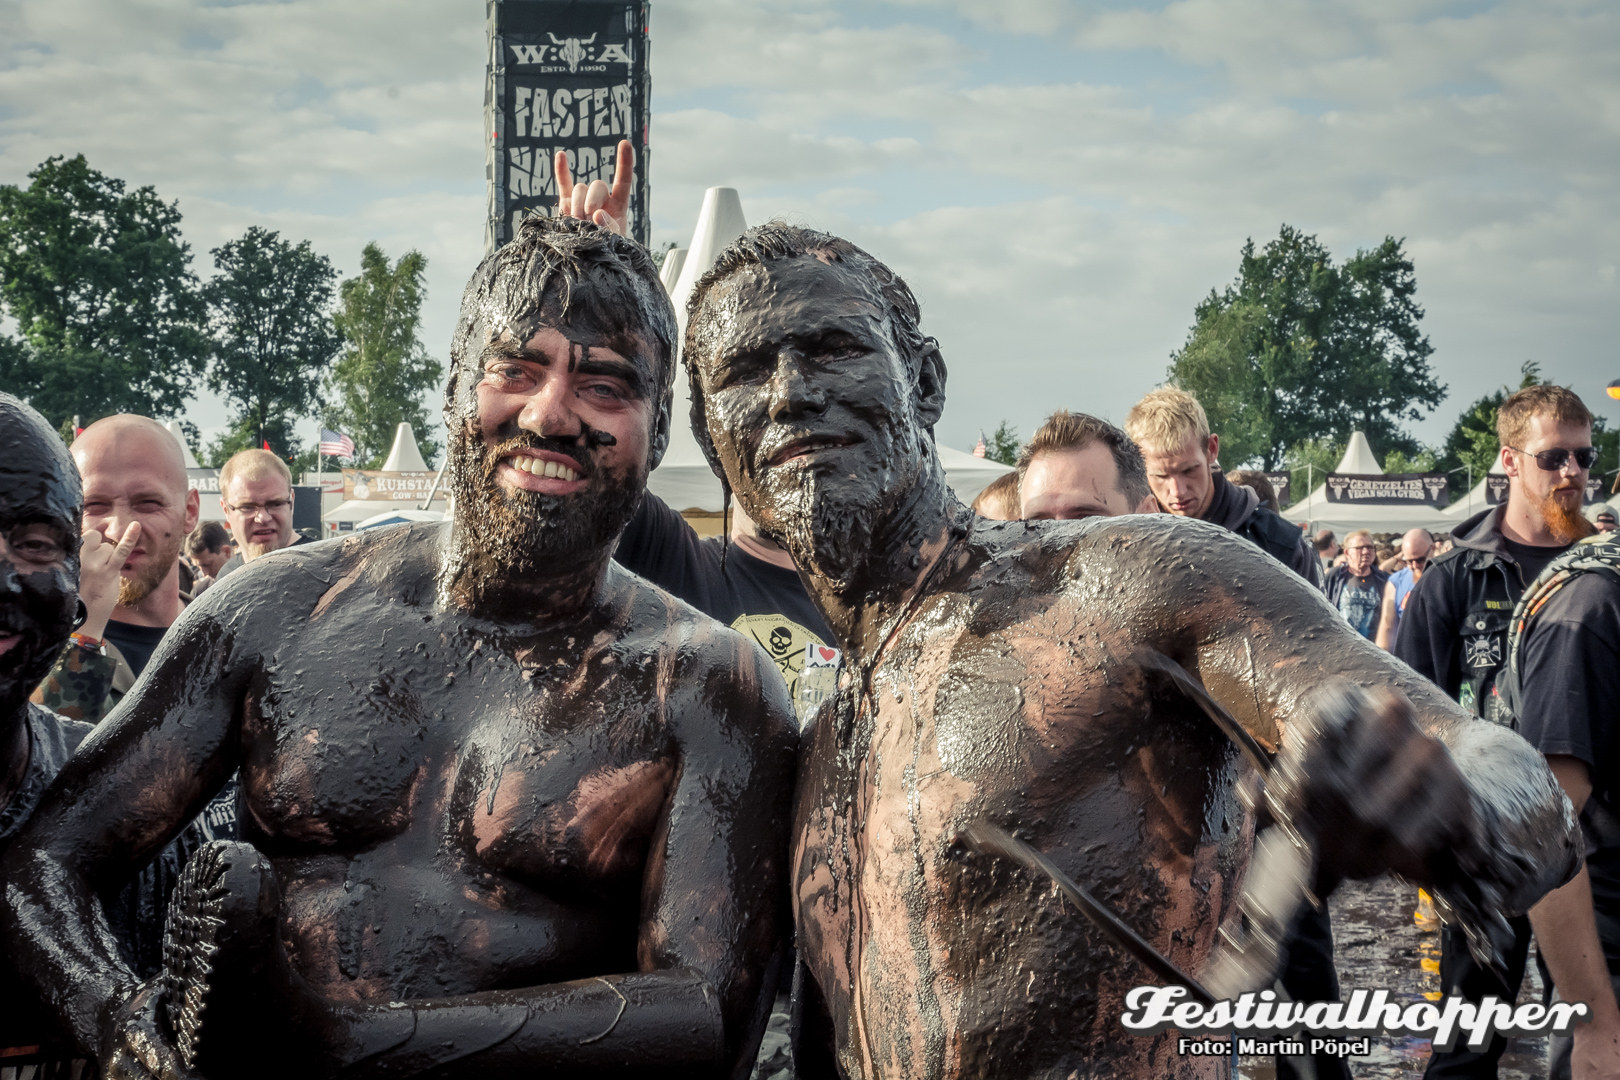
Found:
[319,428,356,458]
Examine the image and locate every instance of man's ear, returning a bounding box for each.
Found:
[914,346,947,430]
[646,391,672,472]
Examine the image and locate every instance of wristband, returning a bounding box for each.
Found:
[70,631,105,654]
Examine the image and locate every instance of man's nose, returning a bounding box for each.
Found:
[517,377,584,441]
[767,354,826,423]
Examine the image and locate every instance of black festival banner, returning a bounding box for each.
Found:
[1324,473,1450,508]
[485,0,651,251]
[1261,472,1292,508]
[1484,475,1606,506]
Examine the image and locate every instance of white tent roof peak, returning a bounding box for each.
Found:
[381,423,430,472]
[659,247,688,296]
[1336,431,1382,474]
[668,187,747,335]
[163,420,201,469]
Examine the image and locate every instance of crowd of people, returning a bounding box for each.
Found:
[0,157,1615,1080]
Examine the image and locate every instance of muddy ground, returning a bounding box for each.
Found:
[751,876,1550,1079]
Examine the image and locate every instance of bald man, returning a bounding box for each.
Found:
[1375,528,1434,651]
[33,415,198,720]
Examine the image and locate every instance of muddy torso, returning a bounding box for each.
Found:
[228,526,685,1002]
[794,518,1256,1080]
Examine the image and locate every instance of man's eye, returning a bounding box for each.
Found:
[484,364,528,384]
[584,383,627,401]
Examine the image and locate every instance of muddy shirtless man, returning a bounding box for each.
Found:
[677,224,1579,1080]
[1,218,797,1079]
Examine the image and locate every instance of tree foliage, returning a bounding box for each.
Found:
[0,155,209,425]
[1169,225,1445,470]
[984,420,1021,466]
[328,244,443,468]
[204,226,341,464]
[1432,360,1543,499]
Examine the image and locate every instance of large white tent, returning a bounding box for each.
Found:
[1437,456,1507,526]
[325,423,447,524]
[1281,431,1453,534]
[644,187,1011,512]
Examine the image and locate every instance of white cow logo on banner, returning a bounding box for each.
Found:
[548,32,596,73]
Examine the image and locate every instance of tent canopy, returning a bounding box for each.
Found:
[1281,431,1454,533]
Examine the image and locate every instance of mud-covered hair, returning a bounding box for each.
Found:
[682,221,943,480]
[448,215,678,466]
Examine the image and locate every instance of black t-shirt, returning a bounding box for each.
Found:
[1501,536,1566,590]
[1513,573,1620,968]
[104,619,170,679]
[614,494,835,712]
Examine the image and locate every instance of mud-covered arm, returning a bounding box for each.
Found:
[0,582,253,1055]
[1090,517,1578,910]
[320,630,799,1080]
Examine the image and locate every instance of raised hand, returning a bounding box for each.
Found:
[555,139,634,237]
[78,521,140,639]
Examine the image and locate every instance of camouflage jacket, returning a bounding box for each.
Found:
[30,638,132,725]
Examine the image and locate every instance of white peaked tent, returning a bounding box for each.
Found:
[1281,430,1453,533]
[659,247,688,295]
[325,423,445,523]
[644,187,747,512]
[380,423,431,472]
[1437,455,1507,526]
[164,420,202,468]
[644,187,1012,511]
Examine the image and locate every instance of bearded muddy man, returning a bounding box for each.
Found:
[1,217,797,1080]
[678,224,1580,1080]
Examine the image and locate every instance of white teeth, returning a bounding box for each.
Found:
[510,457,577,482]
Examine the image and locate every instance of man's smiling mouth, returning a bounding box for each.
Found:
[765,435,857,468]
[508,456,580,482]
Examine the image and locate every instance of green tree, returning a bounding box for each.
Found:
[983,420,1021,466]
[1283,436,1344,508]
[1168,225,1445,469]
[204,226,341,464]
[0,155,209,426]
[1436,361,1543,498]
[328,244,443,467]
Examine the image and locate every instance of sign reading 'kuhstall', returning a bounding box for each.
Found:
[1324,473,1451,508]
[342,470,444,502]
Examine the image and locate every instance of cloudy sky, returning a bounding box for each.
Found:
[3,0,1616,463]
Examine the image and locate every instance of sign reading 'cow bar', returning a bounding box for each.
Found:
[485,0,651,252]
[1324,472,1451,508]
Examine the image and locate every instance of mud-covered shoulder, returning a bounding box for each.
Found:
[178,524,441,652]
[605,562,798,755]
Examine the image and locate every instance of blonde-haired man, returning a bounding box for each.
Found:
[1125,387,1320,585]
[216,448,300,577]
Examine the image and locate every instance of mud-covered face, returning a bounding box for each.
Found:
[448,315,657,573]
[689,254,934,584]
[0,404,80,717]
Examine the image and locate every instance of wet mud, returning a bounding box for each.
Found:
[1238,876,1546,1080]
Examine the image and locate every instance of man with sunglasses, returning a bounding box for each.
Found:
[1395,382,1597,1080]
[214,449,305,578]
[1375,528,1434,651]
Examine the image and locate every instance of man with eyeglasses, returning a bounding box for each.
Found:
[215,449,304,578]
[1375,527,1434,651]
[1395,382,1598,1080]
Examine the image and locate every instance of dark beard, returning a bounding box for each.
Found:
[763,467,880,592]
[447,421,644,575]
[1542,485,1596,545]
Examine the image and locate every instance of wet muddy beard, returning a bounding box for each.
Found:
[1541,486,1595,545]
[448,422,644,579]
